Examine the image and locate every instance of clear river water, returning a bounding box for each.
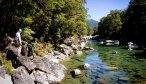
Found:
[84,41,129,84]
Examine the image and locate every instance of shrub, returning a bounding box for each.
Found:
[33,41,54,57]
[21,27,35,41]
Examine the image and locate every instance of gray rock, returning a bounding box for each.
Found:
[63,38,72,46]
[12,66,35,84]
[76,51,83,56]
[96,78,108,84]
[0,66,6,78]
[53,51,67,60]
[0,66,13,84]
[30,70,49,84]
[33,57,67,83]
[17,56,36,71]
[83,63,90,69]
[33,57,52,73]
[84,47,94,51]
[60,44,70,55]
[80,42,86,49]
[63,47,74,56]
[0,74,13,84]
[47,63,66,83]
[73,69,82,76]
[71,44,79,50]
[114,40,119,46]
[50,58,59,63]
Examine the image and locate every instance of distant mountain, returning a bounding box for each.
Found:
[86,19,98,29]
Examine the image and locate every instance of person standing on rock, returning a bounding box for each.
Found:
[14,29,22,56]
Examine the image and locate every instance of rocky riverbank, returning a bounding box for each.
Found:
[0,36,94,84]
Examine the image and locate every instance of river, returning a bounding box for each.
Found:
[84,41,129,84]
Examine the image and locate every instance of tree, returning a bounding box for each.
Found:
[122,0,146,44]
[0,0,88,48]
[97,10,122,39]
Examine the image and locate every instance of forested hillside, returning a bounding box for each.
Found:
[0,0,88,47]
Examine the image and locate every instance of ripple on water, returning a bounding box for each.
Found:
[84,51,129,84]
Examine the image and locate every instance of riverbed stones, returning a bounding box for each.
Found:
[118,77,129,81]
[103,66,118,70]
[96,78,108,84]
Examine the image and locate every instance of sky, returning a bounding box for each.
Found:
[85,0,130,21]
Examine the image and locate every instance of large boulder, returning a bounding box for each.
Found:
[30,70,49,84]
[47,63,66,83]
[17,56,36,71]
[33,57,67,83]
[12,66,35,84]
[33,57,52,73]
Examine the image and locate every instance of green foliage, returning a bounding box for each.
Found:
[0,0,88,47]
[93,0,146,45]
[122,0,146,44]
[46,42,54,53]
[34,49,45,57]
[97,10,123,39]
[21,27,35,41]
[33,41,54,57]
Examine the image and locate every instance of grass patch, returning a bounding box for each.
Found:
[60,52,91,84]
[0,52,13,74]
